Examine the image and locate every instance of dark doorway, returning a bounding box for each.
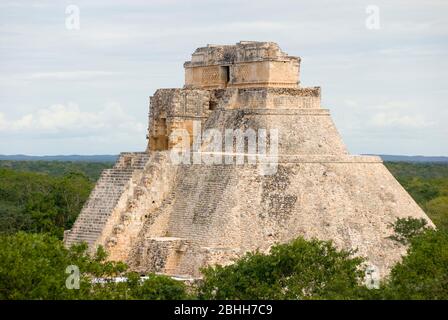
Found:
[222,66,230,85]
[151,117,168,151]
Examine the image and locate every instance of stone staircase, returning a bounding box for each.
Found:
[64,152,150,248]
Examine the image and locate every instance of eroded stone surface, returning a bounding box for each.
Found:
[64,42,433,279]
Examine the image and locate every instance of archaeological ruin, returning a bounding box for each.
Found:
[64,41,433,279]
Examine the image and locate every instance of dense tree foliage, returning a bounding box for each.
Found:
[388,217,429,244]
[0,232,188,300]
[386,162,448,232]
[198,223,448,300]
[198,237,366,300]
[380,229,448,299]
[0,168,93,238]
[0,226,447,300]
[0,160,447,300]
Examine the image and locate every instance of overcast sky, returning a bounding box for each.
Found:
[0,0,447,156]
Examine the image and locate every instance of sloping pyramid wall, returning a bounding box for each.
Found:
[65,79,433,280]
[123,88,432,279]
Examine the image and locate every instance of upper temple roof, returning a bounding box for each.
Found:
[183,42,301,89]
[184,41,300,67]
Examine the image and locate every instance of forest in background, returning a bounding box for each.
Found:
[385,162,448,231]
[0,160,446,238]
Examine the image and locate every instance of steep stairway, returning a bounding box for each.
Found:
[64,152,150,248]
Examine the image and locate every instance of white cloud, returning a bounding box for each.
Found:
[25,71,119,80]
[0,102,146,138]
[365,101,436,128]
[0,0,446,155]
[370,111,435,128]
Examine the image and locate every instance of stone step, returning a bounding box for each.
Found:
[66,152,150,244]
[65,152,152,247]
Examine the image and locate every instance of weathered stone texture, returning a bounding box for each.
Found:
[184,41,300,89]
[64,152,150,249]
[64,41,433,279]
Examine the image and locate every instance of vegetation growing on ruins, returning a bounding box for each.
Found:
[0,160,447,299]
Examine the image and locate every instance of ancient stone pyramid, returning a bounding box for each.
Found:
[65,41,433,279]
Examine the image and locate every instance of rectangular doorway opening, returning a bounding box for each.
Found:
[222,66,230,86]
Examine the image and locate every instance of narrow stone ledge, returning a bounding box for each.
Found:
[184,153,383,164]
[228,108,330,115]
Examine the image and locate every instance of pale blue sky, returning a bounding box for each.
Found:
[0,0,447,155]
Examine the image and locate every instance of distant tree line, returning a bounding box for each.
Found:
[0,160,112,181]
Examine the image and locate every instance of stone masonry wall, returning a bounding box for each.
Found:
[67,43,434,281]
[125,86,432,278]
[148,89,211,151]
[136,157,433,278]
